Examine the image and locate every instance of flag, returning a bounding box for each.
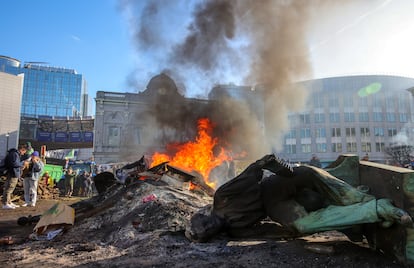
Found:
[64,149,75,160]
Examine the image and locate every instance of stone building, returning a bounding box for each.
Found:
[94,73,414,166]
[94,73,209,164]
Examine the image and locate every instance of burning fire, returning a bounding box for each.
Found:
[188,181,198,191]
[151,118,231,189]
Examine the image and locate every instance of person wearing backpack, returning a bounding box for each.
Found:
[2,145,28,209]
[22,151,44,207]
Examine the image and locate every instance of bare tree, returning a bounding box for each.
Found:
[384,144,413,167]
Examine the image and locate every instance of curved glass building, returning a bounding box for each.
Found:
[280,75,414,165]
[0,55,21,74]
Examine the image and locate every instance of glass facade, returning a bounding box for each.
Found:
[0,55,21,74]
[20,65,85,117]
[206,75,414,165]
[0,55,87,117]
[280,75,414,165]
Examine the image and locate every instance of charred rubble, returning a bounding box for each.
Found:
[5,153,413,267]
[63,161,214,248]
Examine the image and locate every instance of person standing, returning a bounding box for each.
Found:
[74,170,86,196]
[361,153,369,161]
[22,151,44,207]
[64,167,76,197]
[41,171,50,187]
[25,141,34,158]
[84,172,93,197]
[2,145,28,209]
[309,154,322,168]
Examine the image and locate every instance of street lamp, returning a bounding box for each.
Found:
[5,132,9,153]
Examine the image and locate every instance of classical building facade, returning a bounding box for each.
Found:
[94,74,208,164]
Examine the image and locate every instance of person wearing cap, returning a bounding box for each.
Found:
[22,151,44,207]
[25,141,34,158]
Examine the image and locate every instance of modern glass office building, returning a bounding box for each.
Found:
[208,75,414,165]
[280,75,414,165]
[20,64,86,117]
[0,55,21,74]
[0,55,88,118]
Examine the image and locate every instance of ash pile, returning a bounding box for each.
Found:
[64,161,214,248]
[9,155,413,267]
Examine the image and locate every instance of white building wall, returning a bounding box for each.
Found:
[0,72,24,157]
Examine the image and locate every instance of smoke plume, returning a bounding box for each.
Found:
[170,1,236,71]
[119,0,324,158]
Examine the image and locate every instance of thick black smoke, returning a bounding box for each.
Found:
[119,0,325,158]
[171,0,236,70]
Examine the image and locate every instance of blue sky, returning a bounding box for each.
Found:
[1,0,133,108]
[2,0,414,116]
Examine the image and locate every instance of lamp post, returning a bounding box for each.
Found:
[5,132,9,154]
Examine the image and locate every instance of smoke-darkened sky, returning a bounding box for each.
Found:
[2,0,414,107]
[120,0,414,96]
[2,0,414,156]
[119,0,319,155]
[115,0,414,157]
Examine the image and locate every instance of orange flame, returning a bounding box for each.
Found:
[188,181,198,191]
[151,118,231,189]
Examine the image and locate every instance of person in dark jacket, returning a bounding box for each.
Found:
[309,154,322,168]
[2,145,28,209]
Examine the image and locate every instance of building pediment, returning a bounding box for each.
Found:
[142,73,184,100]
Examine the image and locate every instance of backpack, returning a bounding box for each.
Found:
[0,150,12,176]
[0,155,8,176]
